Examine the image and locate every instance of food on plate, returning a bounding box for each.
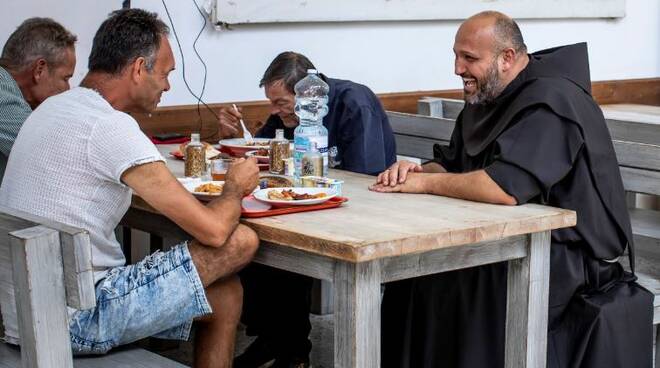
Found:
[194,183,224,194]
[267,189,326,201]
[254,148,269,156]
[179,141,221,159]
[259,176,293,189]
[245,140,270,147]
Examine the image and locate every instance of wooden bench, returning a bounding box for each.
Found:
[0,206,186,368]
[388,98,660,364]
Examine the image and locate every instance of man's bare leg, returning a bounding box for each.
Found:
[194,275,243,368]
[188,224,259,368]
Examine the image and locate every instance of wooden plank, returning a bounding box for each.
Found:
[10,226,73,368]
[417,97,445,118]
[0,208,94,344]
[593,79,660,106]
[505,231,551,368]
[0,344,187,368]
[60,232,95,310]
[252,241,336,281]
[417,97,464,120]
[613,140,660,171]
[441,98,465,120]
[630,208,660,242]
[380,235,527,282]
[333,260,380,368]
[310,279,334,315]
[606,119,660,146]
[602,104,660,126]
[620,167,660,196]
[386,111,455,141]
[393,134,447,161]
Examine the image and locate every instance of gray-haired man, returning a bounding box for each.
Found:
[0,18,77,178]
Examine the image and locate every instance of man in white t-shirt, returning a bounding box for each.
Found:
[0,9,259,368]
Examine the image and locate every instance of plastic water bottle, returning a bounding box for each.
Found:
[293,69,329,181]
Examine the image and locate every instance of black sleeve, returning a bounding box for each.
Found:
[337,105,396,175]
[432,120,463,173]
[485,108,584,204]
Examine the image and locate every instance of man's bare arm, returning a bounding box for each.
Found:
[121,160,257,247]
[371,169,516,206]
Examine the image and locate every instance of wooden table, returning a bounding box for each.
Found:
[123,145,576,368]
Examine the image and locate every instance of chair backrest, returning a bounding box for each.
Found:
[0,205,95,368]
[387,111,455,161]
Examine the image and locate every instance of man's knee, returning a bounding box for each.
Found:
[229,224,259,266]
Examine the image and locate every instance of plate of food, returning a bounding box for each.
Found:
[180,180,225,198]
[253,187,336,206]
[245,148,270,163]
[219,138,271,156]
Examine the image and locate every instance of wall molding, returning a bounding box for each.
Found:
[132,77,659,142]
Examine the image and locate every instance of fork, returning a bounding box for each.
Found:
[232,103,254,144]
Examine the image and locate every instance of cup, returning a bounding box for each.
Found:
[210,158,233,181]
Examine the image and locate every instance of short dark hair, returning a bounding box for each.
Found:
[475,11,527,54]
[0,18,77,71]
[259,52,316,93]
[88,9,169,75]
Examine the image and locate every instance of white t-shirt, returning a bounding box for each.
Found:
[0,87,165,343]
[1,86,164,276]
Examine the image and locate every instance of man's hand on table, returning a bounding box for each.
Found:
[374,160,423,186]
[224,157,259,197]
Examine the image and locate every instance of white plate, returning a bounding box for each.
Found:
[253,187,337,206]
[180,179,225,196]
[219,138,271,150]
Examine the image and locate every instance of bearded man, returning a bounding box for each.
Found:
[371,11,652,368]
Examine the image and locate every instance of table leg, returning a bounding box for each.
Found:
[333,260,381,368]
[505,231,551,368]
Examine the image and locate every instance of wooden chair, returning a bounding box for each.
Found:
[390,97,660,365]
[0,205,187,367]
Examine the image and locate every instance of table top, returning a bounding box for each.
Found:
[142,145,576,262]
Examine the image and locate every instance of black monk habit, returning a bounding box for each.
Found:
[381,43,653,368]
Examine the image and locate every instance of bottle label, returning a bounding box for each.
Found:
[294,135,328,177]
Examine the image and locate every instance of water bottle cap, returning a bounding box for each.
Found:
[307,69,318,74]
[190,133,200,142]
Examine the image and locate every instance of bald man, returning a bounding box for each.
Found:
[372,11,652,368]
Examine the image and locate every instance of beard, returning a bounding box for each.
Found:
[464,59,506,105]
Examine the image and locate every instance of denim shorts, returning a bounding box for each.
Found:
[69,242,212,355]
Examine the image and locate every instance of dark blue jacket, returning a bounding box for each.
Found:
[256,75,396,175]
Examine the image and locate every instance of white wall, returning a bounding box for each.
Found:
[2,0,659,107]
[1,0,119,86]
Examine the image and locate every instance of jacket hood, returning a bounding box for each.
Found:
[526,42,592,95]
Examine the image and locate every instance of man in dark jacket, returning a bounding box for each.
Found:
[219,51,396,367]
[371,11,652,368]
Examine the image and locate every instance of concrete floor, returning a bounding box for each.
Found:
[153,313,335,367]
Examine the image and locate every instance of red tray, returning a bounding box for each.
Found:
[240,195,348,218]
